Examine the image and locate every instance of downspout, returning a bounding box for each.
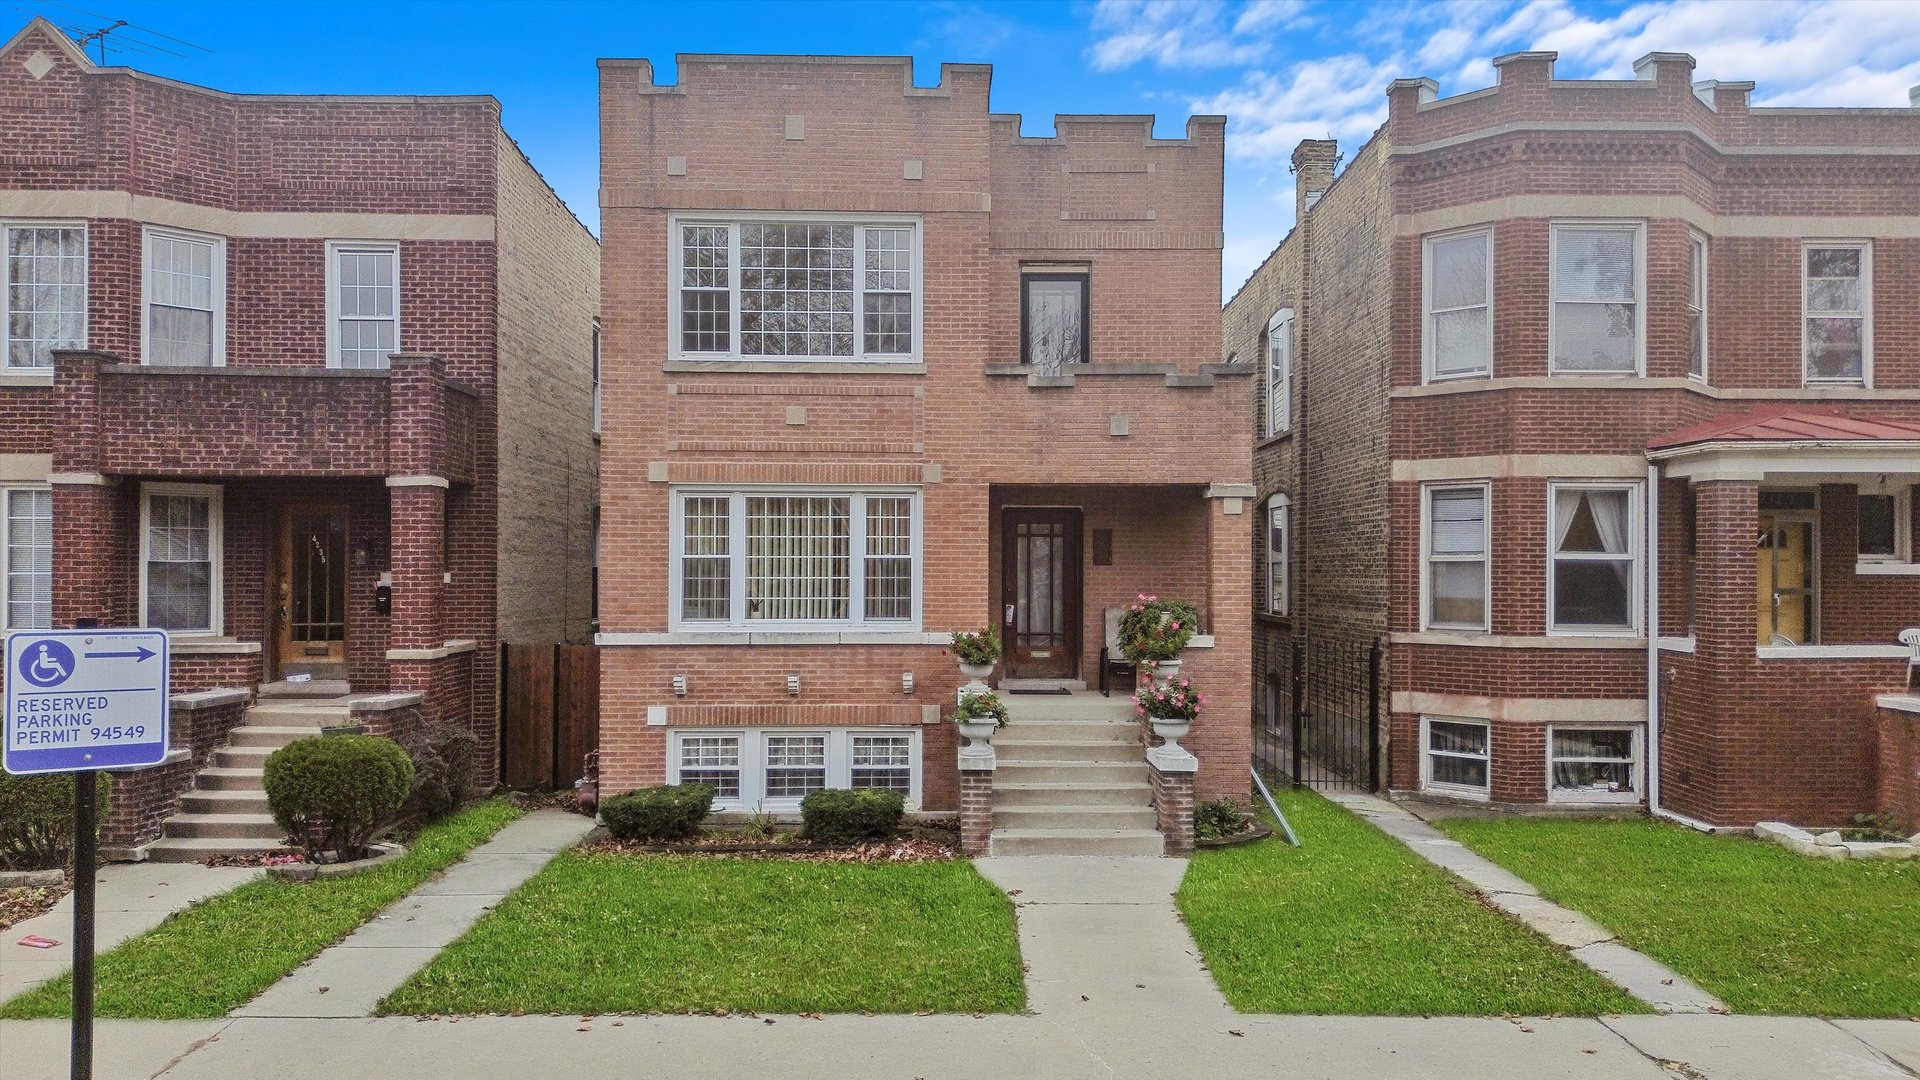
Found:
[1645,461,1721,834]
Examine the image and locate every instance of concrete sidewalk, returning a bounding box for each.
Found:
[232,809,594,1018]
[5,1012,1918,1079]
[2,862,260,1004]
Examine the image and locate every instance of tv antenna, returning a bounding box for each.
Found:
[73,18,122,64]
[28,3,212,65]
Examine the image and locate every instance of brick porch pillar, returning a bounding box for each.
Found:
[49,350,123,630]
[1148,744,1198,855]
[386,355,449,708]
[1669,478,1760,823]
[958,744,995,858]
[1198,484,1255,803]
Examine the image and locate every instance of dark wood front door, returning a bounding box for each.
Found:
[272,505,349,677]
[1001,508,1082,680]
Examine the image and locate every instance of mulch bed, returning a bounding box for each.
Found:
[197,852,309,868]
[507,789,588,814]
[0,883,69,932]
[581,832,958,863]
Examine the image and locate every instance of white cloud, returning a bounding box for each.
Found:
[1087,0,1272,71]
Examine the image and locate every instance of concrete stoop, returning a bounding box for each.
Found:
[145,695,353,863]
[990,693,1163,856]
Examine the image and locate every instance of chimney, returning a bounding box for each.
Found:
[1492,51,1557,88]
[1292,139,1338,220]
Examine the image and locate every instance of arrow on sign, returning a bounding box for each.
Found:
[84,647,157,662]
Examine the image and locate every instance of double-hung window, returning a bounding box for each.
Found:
[328,241,400,369]
[1423,229,1491,380]
[1265,494,1290,616]
[2,486,51,632]
[590,318,602,434]
[1548,483,1638,633]
[1422,718,1490,797]
[1021,270,1089,374]
[669,728,922,809]
[141,484,222,634]
[1264,308,1293,436]
[4,223,86,370]
[1424,484,1489,631]
[672,489,919,630]
[1686,232,1708,379]
[671,217,919,361]
[144,228,224,367]
[1803,242,1870,385]
[1549,223,1642,374]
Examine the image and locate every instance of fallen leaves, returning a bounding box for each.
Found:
[0,884,68,932]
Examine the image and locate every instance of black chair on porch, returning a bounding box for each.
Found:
[1098,606,1137,696]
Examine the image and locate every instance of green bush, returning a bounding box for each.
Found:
[263,735,413,863]
[0,772,110,871]
[1194,798,1249,841]
[600,784,713,843]
[800,788,906,844]
[400,727,480,825]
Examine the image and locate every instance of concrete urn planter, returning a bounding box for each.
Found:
[956,717,999,746]
[1148,715,1191,750]
[1150,657,1183,685]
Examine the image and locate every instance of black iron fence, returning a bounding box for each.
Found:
[1256,636,1383,791]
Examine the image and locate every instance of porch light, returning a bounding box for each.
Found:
[787,673,801,696]
[671,674,688,697]
[901,671,915,695]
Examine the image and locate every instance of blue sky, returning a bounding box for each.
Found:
[10,0,1920,297]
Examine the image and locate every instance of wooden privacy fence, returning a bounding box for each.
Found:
[500,643,600,790]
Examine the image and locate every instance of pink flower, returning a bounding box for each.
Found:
[1170,621,1181,631]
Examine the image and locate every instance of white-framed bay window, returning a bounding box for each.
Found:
[143,227,225,367]
[669,214,921,362]
[2,485,52,632]
[1420,717,1490,798]
[1422,482,1490,631]
[670,488,921,631]
[668,728,922,810]
[1549,221,1643,375]
[1423,227,1491,380]
[4,221,87,370]
[327,240,401,369]
[1265,493,1290,616]
[1265,308,1293,436]
[1548,482,1639,634]
[1803,241,1870,386]
[1547,725,1641,803]
[140,483,222,635]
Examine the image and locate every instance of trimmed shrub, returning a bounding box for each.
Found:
[263,735,413,863]
[1194,798,1249,841]
[799,788,906,844]
[600,784,714,843]
[400,727,480,825]
[0,772,110,871]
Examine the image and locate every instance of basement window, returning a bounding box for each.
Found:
[1548,726,1640,803]
[1421,717,1490,798]
[668,728,921,810]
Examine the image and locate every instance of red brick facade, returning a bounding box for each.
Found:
[0,21,597,794]
[596,56,1252,811]
[1228,49,1920,826]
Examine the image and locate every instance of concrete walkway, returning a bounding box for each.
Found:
[1324,792,1728,1014]
[2,862,261,1003]
[233,809,594,1018]
[973,855,1230,1017]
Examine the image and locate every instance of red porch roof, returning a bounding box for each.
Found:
[1648,408,1920,452]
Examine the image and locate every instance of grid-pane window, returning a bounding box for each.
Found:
[677,735,741,799]
[1424,719,1489,793]
[1266,495,1289,616]
[675,220,916,359]
[145,490,216,632]
[863,496,912,621]
[1265,310,1292,435]
[1804,244,1867,384]
[146,232,218,367]
[333,245,398,369]
[851,734,913,794]
[1551,224,1639,373]
[1550,485,1635,631]
[764,733,827,799]
[5,225,85,369]
[1426,486,1488,630]
[747,496,851,621]
[680,495,732,621]
[1686,234,1707,379]
[1550,727,1638,799]
[4,488,51,631]
[1425,230,1490,379]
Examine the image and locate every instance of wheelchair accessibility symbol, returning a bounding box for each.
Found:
[17,639,75,688]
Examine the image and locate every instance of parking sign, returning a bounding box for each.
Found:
[4,629,170,775]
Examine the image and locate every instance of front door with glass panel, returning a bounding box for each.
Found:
[1756,494,1816,647]
[1001,508,1082,680]
[275,506,349,673]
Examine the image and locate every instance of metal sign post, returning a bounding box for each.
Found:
[4,629,169,1080]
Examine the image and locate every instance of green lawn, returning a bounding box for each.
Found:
[379,851,1025,1016]
[0,799,523,1020]
[1177,790,1644,1016]
[1435,816,1920,1017]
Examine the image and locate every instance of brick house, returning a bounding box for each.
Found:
[596,54,1252,852]
[1225,50,1920,828]
[0,19,599,856]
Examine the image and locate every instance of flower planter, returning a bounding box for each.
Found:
[1151,657,1183,685]
[956,718,998,746]
[1148,715,1191,750]
[958,662,995,682]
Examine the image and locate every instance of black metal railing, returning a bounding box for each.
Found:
[1255,636,1383,791]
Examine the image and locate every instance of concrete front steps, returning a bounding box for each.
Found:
[144,696,351,863]
[990,692,1164,857]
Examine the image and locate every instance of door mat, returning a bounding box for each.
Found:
[1006,688,1073,695]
